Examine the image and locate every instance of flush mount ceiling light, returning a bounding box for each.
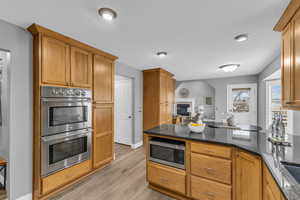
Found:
[234,34,248,42]
[98,8,117,21]
[156,51,167,58]
[218,64,240,72]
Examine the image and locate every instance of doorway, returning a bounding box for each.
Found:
[114,75,133,146]
[227,83,257,125]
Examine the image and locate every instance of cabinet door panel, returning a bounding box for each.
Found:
[93,55,114,103]
[160,74,167,104]
[70,47,92,88]
[292,11,300,106]
[93,104,113,168]
[281,24,292,106]
[236,151,262,200]
[42,36,70,85]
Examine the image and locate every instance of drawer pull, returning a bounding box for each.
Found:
[204,191,215,199]
[204,149,214,154]
[204,167,216,174]
[160,177,169,183]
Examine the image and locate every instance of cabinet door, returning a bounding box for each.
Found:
[93,104,114,168]
[281,24,293,106]
[42,36,70,86]
[236,151,262,200]
[292,11,300,106]
[159,74,168,104]
[70,46,92,88]
[93,55,114,103]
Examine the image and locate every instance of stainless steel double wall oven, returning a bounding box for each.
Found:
[41,86,92,177]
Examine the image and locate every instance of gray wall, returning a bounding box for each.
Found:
[258,56,280,131]
[205,75,259,122]
[115,62,143,144]
[0,19,32,199]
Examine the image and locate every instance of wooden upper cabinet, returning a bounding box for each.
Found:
[93,55,114,103]
[42,36,70,86]
[236,150,262,200]
[70,46,92,88]
[159,73,168,104]
[281,24,293,106]
[291,10,300,106]
[275,1,300,109]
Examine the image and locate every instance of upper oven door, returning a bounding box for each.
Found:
[41,98,92,136]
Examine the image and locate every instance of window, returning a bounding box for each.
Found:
[266,79,293,133]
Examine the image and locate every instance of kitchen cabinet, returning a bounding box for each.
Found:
[28,24,117,200]
[275,1,300,109]
[70,46,92,88]
[93,54,114,103]
[263,164,285,200]
[148,162,186,195]
[41,36,93,88]
[42,36,70,86]
[236,150,262,200]
[143,68,175,131]
[93,104,114,168]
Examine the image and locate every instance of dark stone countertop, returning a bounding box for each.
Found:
[205,121,262,132]
[144,124,300,200]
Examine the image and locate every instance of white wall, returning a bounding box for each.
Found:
[0,19,32,199]
[115,62,143,145]
[205,75,259,122]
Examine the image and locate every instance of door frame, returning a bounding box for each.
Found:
[227,83,258,125]
[114,75,134,146]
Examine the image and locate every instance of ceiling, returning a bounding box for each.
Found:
[0,0,290,80]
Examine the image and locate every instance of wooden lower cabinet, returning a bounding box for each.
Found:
[93,104,114,168]
[191,153,232,184]
[236,150,262,200]
[191,175,232,200]
[191,142,232,159]
[147,162,186,195]
[263,164,285,200]
[41,160,91,194]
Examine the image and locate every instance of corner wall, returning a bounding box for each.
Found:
[0,19,32,199]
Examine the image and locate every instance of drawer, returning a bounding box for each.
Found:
[147,162,186,195]
[191,142,232,159]
[42,160,91,194]
[191,175,232,200]
[191,153,231,184]
[263,164,282,200]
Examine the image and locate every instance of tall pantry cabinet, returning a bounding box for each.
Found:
[143,68,175,131]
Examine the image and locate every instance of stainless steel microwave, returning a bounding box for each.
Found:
[149,138,185,169]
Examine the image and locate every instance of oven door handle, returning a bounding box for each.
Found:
[41,129,92,142]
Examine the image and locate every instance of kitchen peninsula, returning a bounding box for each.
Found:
[144,124,300,200]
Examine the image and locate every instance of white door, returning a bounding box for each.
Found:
[227,83,257,125]
[114,75,133,145]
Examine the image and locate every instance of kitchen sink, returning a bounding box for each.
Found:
[281,162,300,184]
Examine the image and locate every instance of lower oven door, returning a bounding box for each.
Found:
[41,128,91,177]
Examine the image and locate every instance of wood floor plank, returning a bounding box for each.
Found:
[52,144,174,200]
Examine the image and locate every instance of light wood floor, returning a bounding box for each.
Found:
[52,144,174,200]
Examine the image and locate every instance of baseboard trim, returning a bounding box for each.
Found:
[16,193,32,200]
[131,141,143,149]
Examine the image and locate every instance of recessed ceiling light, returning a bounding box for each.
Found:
[234,34,248,42]
[98,8,117,21]
[156,51,167,58]
[218,64,240,72]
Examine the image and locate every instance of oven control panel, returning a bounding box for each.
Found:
[41,86,92,98]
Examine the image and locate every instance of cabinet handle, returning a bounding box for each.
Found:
[160,177,168,183]
[204,167,216,174]
[204,192,215,199]
[286,101,295,104]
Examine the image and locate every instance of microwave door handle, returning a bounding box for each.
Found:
[41,98,91,103]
